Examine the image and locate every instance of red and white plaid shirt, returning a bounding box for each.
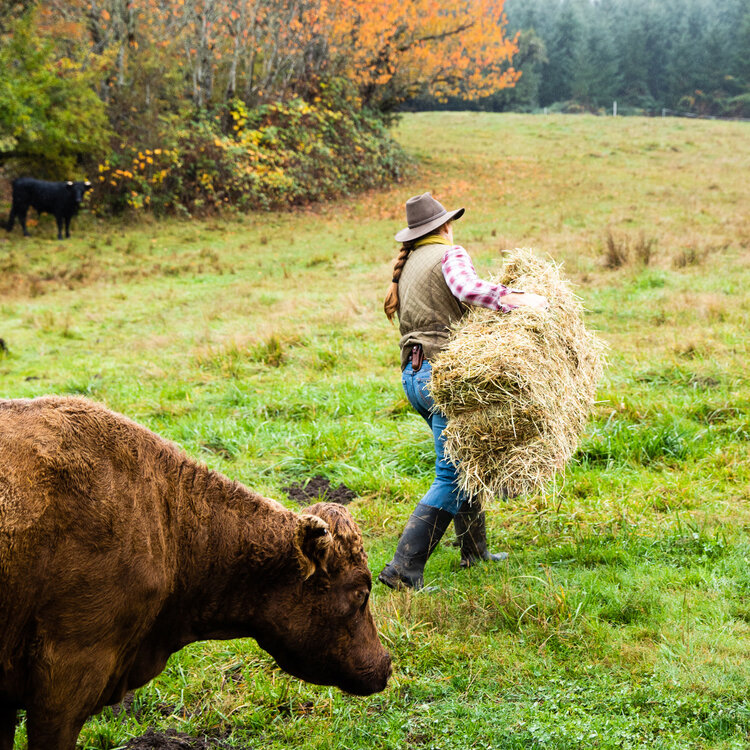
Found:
[441,245,520,313]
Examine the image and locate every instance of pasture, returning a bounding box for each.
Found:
[1,112,749,749]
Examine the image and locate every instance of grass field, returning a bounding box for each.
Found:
[1,112,749,749]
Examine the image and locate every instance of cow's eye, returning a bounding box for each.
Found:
[354,589,369,611]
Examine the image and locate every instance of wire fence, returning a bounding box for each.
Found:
[536,101,750,121]
[657,108,750,122]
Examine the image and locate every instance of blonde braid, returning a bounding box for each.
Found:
[384,241,416,322]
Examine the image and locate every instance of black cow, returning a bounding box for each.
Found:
[6,178,92,240]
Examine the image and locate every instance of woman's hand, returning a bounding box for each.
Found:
[503,291,550,310]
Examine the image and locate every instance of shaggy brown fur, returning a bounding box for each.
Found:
[0,396,390,750]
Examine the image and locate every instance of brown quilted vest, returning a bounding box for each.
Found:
[397,243,466,370]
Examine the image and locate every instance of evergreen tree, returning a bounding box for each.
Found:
[666,1,708,109]
[405,0,750,116]
[540,0,585,105]
[734,6,750,87]
[488,29,548,111]
[571,6,620,107]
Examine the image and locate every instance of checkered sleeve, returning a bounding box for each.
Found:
[442,245,519,312]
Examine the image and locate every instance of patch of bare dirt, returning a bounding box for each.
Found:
[109,691,175,722]
[122,729,210,749]
[282,475,357,506]
[122,728,233,750]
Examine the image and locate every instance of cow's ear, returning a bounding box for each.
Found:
[294,514,332,580]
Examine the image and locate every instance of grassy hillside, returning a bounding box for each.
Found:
[1,112,749,749]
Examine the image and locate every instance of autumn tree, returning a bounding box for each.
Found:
[37,0,519,113]
[0,0,35,35]
[8,0,520,211]
[317,0,519,111]
[0,10,109,177]
[142,0,519,112]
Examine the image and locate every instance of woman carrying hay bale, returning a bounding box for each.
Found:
[378,193,549,591]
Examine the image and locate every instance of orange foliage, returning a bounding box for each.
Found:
[36,0,518,110]
[318,0,519,104]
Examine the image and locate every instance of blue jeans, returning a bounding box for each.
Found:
[401,360,468,516]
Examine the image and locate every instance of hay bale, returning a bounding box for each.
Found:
[429,248,605,502]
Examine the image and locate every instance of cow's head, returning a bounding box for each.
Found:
[256,502,391,696]
[67,180,93,205]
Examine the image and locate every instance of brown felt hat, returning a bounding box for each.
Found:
[394,192,465,243]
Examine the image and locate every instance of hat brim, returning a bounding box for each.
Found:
[394,207,465,243]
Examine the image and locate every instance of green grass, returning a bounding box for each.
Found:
[1,112,749,749]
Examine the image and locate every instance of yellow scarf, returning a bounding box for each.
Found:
[413,233,451,248]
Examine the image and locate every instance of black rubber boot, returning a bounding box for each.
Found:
[378,502,454,590]
[454,499,508,568]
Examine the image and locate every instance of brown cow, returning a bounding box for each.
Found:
[0,396,391,750]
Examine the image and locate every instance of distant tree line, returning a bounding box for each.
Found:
[407,0,750,117]
[0,0,520,216]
